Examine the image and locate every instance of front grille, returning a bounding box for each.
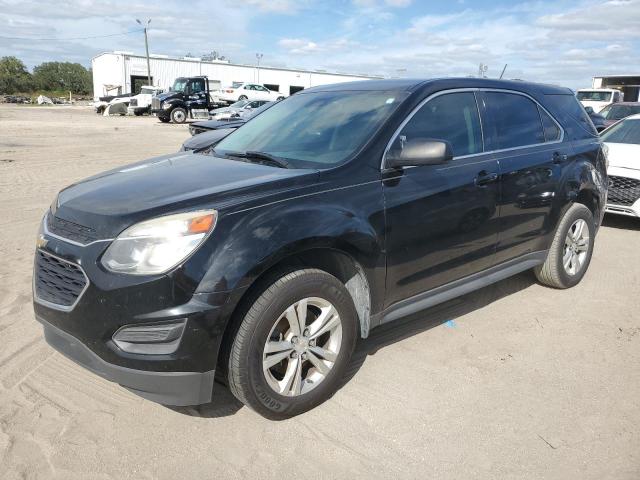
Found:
[152,98,160,110]
[608,175,640,206]
[47,214,98,245]
[129,98,138,107]
[34,251,87,308]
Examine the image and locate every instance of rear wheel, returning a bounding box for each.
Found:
[535,203,595,288]
[276,96,285,101]
[227,269,358,419]
[170,107,187,124]
[238,95,248,101]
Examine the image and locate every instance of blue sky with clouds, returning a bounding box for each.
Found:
[1,0,638,89]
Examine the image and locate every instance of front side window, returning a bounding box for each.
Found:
[214,90,408,168]
[601,119,640,145]
[391,92,483,157]
[191,79,205,93]
[484,92,545,149]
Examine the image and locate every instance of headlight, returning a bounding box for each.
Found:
[162,102,172,110]
[101,210,217,275]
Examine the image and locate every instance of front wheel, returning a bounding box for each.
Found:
[170,107,187,124]
[535,203,595,288]
[227,269,358,419]
[276,96,285,101]
[238,95,248,101]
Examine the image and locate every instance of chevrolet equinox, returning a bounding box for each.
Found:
[33,79,607,419]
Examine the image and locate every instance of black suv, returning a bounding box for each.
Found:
[34,79,607,419]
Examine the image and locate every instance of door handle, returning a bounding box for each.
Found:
[475,171,498,186]
[553,152,568,164]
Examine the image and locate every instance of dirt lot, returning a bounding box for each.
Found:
[0,104,638,479]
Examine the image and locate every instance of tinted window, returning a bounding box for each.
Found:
[544,94,597,137]
[484,92,544,149]
[601,119,640,145]
[601,104,640,120]
[395,92,482,157]
[539,107,561,142]
[191,79,205,93]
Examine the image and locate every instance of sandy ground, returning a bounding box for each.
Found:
[0,104,638,480]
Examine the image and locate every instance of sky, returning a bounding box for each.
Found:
[1,0,639,89]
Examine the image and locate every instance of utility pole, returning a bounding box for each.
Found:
[136,19,152,86]
[256,53,263,83]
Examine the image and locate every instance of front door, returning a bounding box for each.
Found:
[383,91,500,307]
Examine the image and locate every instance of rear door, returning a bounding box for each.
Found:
[383,91,500,307]
[479,90,573,263]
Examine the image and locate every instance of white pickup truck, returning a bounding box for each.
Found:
[126,86,164,116]
[576,88,623,113]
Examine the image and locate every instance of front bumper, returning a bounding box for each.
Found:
[33,214,237,405]
[38,316,215,405]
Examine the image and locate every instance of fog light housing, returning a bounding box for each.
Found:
[112,320,186,355]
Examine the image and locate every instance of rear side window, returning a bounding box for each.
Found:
[544,94,597,137]
[483,92,545,149]
[538,107,561,142]
[394,92,483,157]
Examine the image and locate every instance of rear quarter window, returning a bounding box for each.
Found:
[543,94,597,138]
[483,92,545,150]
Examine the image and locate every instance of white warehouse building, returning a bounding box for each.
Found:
[91,51,381,100]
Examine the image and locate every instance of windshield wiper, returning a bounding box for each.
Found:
[218,150,292,169]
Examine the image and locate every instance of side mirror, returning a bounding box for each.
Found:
[385,138,453,168]
[584,106,594,114]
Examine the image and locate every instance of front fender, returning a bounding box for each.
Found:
[195,184,386,311]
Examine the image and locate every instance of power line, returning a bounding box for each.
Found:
[0,29,144,42]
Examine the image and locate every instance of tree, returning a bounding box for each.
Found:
[0,56,33,94]
[32,61,92,94]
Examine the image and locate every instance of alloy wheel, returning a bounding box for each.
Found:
[563,218,590,276]
[262,297,342,397]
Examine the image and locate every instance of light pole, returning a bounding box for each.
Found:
[256,53,263,83]
[136,19,152,87]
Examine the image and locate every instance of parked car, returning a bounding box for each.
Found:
[576,88,623,113]
[216,83,285,104]
[34,78,606,419]
[209,100,271,121]
[126,86,164,116]
[598,102,640,130]
[183,102,277,151]
[585,106,607,132]
[601,114,640,218]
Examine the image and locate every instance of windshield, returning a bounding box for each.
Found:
[230,100,249,108]
[601,119,640,144]
[600,104,640,121]
[171,79,188,93]
[213,90,408,169]
[577,91,612,102]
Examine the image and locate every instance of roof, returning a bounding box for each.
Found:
[304,77,573,95]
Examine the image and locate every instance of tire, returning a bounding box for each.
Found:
[276,96,285,101]
[238,95,248,101]
[158,117,170,123]
[535,203,595,289]
[170,107,187,124]
[227,269,358,419]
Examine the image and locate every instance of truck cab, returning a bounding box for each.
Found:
[576,88,623,113]
[151,76,215,123]
[127,86,164,116]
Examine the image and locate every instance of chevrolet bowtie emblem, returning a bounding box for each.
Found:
[36,235,48,249]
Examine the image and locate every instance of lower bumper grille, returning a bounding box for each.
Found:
[608,176,640,206]
[34,251,88,309]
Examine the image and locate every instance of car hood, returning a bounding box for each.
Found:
[193,119,245,130]
[156,92,181,102]
[182,128,235,151]
[605,142,640,171]
[55,152,315,237]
